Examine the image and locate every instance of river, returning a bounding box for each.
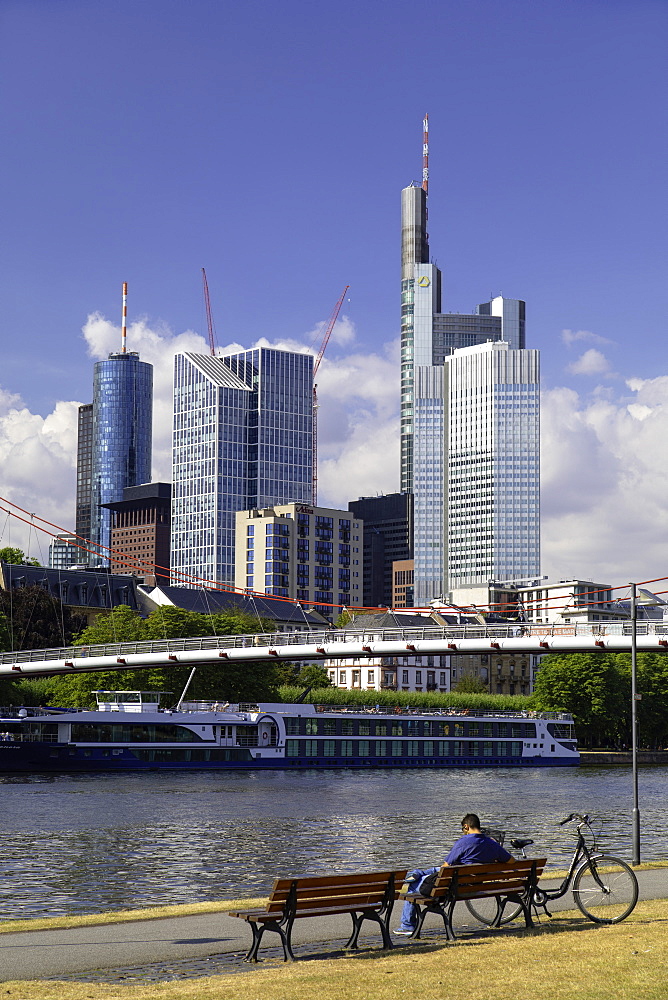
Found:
[1,765,666,920]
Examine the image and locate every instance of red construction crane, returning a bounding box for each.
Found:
[202,267,217,356]
[312,285,350,506]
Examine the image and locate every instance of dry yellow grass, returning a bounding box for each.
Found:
[3,899,668,1000]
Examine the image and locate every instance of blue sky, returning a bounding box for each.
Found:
[1,0,667,587]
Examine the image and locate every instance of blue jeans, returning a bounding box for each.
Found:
[397,866,438,930]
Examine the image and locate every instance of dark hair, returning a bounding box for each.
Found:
[461,813,481,830]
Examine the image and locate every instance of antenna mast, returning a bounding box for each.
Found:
[422,113,429,194]
[121,282,128,353]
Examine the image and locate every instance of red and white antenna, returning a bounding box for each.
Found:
[121,282,128,353]
[422,113,429,195]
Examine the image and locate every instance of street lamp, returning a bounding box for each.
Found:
[629,583,666,866]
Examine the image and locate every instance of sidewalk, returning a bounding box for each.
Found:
[2,867,667,983]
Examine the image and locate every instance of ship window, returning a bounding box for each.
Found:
[70,723,205,743]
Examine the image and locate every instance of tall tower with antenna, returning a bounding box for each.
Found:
[400,115,537,603]
[88,283,153,565]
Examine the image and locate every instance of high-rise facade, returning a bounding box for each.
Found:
[235,503,363,616]
[413,341,540,604]
[401,180,525,494]
[171,348,313,587]
[75,403,93,552]
[89,352,153,564]
[402,119,539,603]
[347,493,413,608]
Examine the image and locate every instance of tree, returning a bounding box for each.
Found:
[533,652,628,746]
[44,603,282,707]
[294,664,332,688]
[454,674,488,694]
[73,605,147,645]
[0,585,86,651]
[0,547,40,566]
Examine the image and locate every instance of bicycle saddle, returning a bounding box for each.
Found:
[510,838,534,849]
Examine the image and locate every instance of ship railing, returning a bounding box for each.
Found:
[310,705,573,721]
[1,620,666,665]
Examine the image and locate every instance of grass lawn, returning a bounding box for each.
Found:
[3,898,667,1000]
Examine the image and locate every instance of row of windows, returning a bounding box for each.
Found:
[285,740,525,758]
[284,718,537,738]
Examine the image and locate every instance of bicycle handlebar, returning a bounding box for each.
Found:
[559,812,590,826]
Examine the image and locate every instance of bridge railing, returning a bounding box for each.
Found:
[0,619,665,665]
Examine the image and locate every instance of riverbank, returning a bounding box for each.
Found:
[4,897,667,1000]
[580,750,668,765]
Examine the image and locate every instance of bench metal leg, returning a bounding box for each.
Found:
[242,919,297,963]
[344,909,393,951]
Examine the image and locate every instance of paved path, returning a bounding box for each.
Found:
[2,868,667,983]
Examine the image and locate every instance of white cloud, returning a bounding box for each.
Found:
[566,348,613,376]
[0,396,80,561]
[561,328,613,347]
[4,309,668,592]
[541,376,668,584]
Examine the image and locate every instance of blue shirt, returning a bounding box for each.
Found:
[446,833,511,866]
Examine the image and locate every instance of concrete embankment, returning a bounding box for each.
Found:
[580,750,668,765]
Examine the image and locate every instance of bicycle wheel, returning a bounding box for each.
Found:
[572,855,638,924]
[465,897,523,925]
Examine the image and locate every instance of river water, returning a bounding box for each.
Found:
[1,765,666,921]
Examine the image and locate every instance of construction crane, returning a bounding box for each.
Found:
[201,267,217,356]
[312,285,350,506]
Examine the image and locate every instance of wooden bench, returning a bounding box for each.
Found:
[399,858,546,941]
[228,869,408,962]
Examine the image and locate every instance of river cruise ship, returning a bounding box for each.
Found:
[0,691,579,772]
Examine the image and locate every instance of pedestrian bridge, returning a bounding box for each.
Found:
[1,620,667,677]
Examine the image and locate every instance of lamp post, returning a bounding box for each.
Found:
[629,584,666,866]
[630,582,640,866]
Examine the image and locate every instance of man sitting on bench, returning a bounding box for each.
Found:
[394,813,512,935]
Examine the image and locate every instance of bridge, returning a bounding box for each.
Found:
[1,620,668,678]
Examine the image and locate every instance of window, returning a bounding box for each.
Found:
[304,740,318,757]
[341,740,353,757]
[367,669,374,684]
[323,740,336,757]
[376,741,387,757]
[358,740,370,757]
[391,741,403,757]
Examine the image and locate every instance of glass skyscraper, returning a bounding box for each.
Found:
[413,341,540,604]
[400,184,525,494]
[171,348,313,587]
[401,142,539,602]
[89,352,153,564]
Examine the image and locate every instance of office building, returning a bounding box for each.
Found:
[48,533,81,570]
[89,351,153,565]
[347,493,413,608]
[102,482,171,585]
[75,403,93,553]
[171,348,313,588]
[402,119,539,602]
[235,503,363,617]
[400,182,525,494]
[413,340,540,603]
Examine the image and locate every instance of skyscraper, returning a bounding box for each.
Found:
[413,341,540,604]
[403,117,539,602]
[89,350,153,564]
[171,347,313,587]
[75,402,93,552]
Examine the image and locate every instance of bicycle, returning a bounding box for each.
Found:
[465,813,639,926]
